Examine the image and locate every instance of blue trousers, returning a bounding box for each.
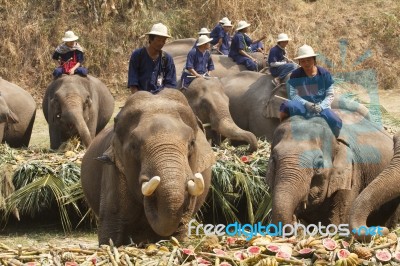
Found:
[280,100,343,137]
[53,66,88,77]
[235,56,257,71]
[270,63,297,79]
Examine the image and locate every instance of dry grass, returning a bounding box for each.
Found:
[0,0,399,105]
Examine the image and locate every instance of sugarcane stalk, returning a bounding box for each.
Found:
[372,241,396,250]
[104,245,118,266]
[113,246,120,264]
[124,253,133,266]
[167,246,178,266]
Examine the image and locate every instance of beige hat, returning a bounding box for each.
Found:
[146,23,171,38]
[294,44,319,60]
[223,20,233,27]
[197,35,214,46]
[277,33,291,43]
[62,31,79,42]
[236,20,251,31]
[198,28,211,35]
[219,17,230,24]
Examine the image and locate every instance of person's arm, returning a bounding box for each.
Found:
[127,50,141,93]
[287,80,307,105]
[252,34,267,44]
[207,54,215,73]
[238,34,256,61]
[239,49,257,62]
[320,85,335,109]
[185,50,201,78]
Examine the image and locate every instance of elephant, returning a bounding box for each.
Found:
[0,78,36,148]
[222,71,371,142]
[349,131,400,236]
[163,38,196,57]
[266,111,394,227]
[80,89,215,246]
[182,77,258,152]
[42,75,114,149]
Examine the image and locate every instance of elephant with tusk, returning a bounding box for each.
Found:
[80,89,215,246]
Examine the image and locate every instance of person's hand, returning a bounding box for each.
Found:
[68,68,75,75]
[305,102,314,113]
[313,104,323,113]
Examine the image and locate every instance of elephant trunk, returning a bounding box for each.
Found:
[143,141,193,236]
[271,161,311,227]
[350,133,400,232]
[64,109,91,147]
[212,115,258,152]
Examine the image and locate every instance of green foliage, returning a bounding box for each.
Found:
[201,140,272,225]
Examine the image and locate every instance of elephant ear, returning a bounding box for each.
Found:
[327,141,354,198]
[191,126,215,173]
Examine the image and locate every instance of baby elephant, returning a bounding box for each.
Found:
[81,89,215,246]
[0,78,36,147]
[42,75,114,149]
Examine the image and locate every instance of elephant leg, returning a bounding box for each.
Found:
[21,111,36,147]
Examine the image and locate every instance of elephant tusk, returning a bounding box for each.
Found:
[141,176,161,196]
[187,173,204,196]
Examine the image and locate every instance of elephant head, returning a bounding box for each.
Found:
[98,89,215,240]
[349,132,400,238]
[183,78,258,152]
[267,115,362,226]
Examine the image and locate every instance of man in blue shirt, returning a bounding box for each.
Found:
[127,23,177,94]
[268,33,297,85]
[219,20,233,55]
[280,45,342,137]
[210,17,230,53]
[229,21,266,71]
[181,35,215,88]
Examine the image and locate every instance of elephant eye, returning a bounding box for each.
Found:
[188,139,195,153]
[56,113,61,118]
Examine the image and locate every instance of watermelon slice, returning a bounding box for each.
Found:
[247,246,262,255]
[336,249,350,259]
[375,249,392,262]
[322,238,337,251]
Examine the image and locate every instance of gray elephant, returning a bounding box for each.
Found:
[0,78,36,148]
[349,131,400,236]
[182,77,258,152]
[266,111,394,227]
[222,71,371,142]
[42,75,114,149]
[80,89,215,246]
[163,38,196,57]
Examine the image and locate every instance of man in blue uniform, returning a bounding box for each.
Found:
[268,33,297,85]
[181,35,215,89]
[219,20,233,55]
[280,45,342,137]
[210,17,230,53]
[127,23,177,94]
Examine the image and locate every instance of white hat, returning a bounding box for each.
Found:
[198,28,211,35]
[294,44,319,60]
[222,20,233,27]
[62,31,79,42]
[197,35,213,46]
[236,20,251,31]
[277,33,291,43]
[219,17,230,24]
[146,23,171,38]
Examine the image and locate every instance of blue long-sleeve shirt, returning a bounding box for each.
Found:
[127,47,177,94]
[287,66,335,109]
[185,48,215,74]
[210,24,224,45]
[229,32,249,61]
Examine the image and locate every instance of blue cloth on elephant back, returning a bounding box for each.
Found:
[229,32,257,71]
[181,48,215,88]
[127,47,177,94]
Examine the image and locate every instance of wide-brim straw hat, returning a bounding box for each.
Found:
[197,35,214,46]
[198,28,211,35]
[236,21,250,31]
[146,23,172,38]
[294,44,319,60]
[62,31,79,42]
[277,33,291,43]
